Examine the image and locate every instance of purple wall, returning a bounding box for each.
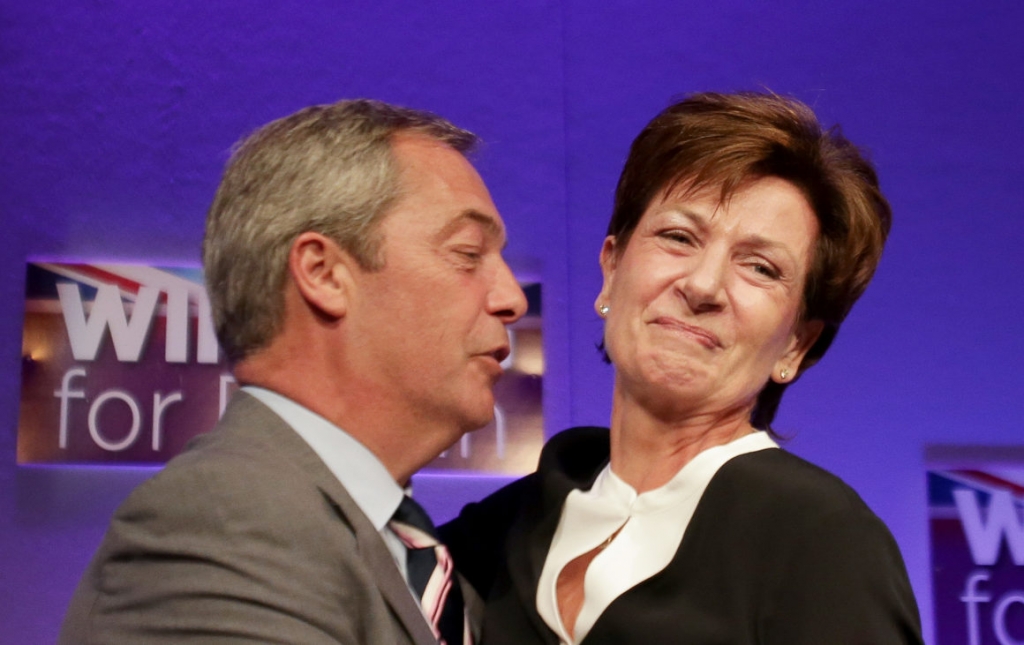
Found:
[2,1,1023,642]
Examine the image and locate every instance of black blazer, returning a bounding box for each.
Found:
[442,427,923,645]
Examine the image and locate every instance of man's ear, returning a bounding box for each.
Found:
[288,232,354,319]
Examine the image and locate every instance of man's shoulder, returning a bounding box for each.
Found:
[62,431,412,645]
[128,434,304,510]
[113,393,343,543]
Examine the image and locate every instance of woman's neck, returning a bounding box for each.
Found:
[608,387,755,493]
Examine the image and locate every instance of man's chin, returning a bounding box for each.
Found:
[459,397,499,434]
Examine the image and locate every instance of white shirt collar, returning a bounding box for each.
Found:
[537,430,778,644]
[241,386,404,531]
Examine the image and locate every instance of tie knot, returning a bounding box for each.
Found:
[390,495,439,547]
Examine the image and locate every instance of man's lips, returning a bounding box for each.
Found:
[651,317,723,349]
[491,345,511,363]
[475,345,511,365]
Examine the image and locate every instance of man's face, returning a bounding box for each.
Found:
[344,134,527,441]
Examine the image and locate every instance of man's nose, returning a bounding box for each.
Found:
[491,257,528,324]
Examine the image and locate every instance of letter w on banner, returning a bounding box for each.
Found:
[18,263,228,464]
[927,446,1024,645]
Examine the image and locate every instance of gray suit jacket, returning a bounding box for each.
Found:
[59,392,438,645]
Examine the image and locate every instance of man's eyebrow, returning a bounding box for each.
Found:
[439,209,507,247]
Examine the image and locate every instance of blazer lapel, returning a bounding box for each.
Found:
[503,427,611,645]
[220,393,438,645]
[322,478,439,645]
[502,467,583,644]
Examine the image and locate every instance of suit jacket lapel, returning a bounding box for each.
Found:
[503,427,611,645]
[221,393,438,645]
[512,497,564,644]
[322,475,439,645]
[501,463,597,643]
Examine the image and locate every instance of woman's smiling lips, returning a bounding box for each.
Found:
[650,317,723,349]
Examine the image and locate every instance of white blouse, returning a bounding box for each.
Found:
[536,431,778,644]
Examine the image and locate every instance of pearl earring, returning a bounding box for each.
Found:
[780,368,789,380]
[598,304,610,317]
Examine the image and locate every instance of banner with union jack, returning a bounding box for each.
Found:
[928,461,1024,644]
[18,262,544,472]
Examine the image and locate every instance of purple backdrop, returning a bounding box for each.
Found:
[3,1,1023,642]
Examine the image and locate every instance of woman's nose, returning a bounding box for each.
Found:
[678,252,727,313]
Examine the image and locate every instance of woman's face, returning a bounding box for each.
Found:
[598,176,823,422]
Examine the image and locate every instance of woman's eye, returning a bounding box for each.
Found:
[751,263,780,279]
[660,230,694,245]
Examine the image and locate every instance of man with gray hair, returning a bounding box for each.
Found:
[59,100,527,644]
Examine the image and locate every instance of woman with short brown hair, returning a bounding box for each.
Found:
[443,91,923,645]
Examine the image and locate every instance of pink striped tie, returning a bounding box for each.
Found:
[389,496,468,645]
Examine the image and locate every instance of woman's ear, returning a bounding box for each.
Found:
[288,232,354,319]
[595,236,618,314]
[773,319,824,383]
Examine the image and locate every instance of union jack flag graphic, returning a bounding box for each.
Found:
[928,467,1024,645]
